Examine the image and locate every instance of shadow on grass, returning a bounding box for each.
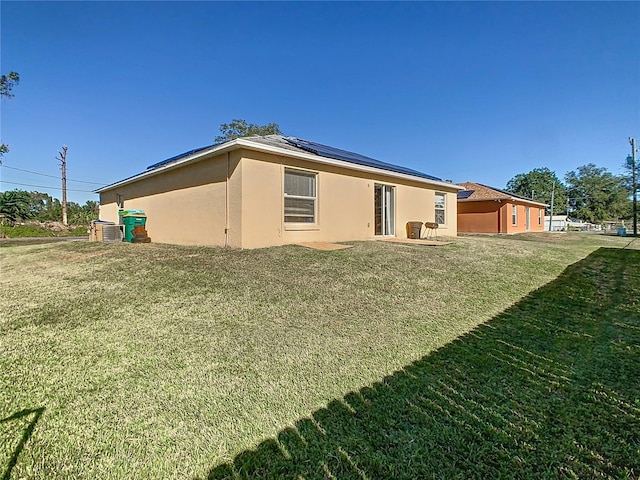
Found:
[1,407,45,480]
[204,248,640,479]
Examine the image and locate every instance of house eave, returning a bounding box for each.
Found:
[457,197,548,207]
[95,138,463,193]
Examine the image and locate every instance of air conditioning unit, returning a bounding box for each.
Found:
[102,224,124,242]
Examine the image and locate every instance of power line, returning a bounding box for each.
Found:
[0,164,104,185]
[0,179,97,193]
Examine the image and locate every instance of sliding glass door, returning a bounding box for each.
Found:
[374,184,395,236]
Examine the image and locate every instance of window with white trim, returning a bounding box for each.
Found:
[435,193,446,225]
[538,208,542,226]
[284,169,317,223]
[512,205,518,225]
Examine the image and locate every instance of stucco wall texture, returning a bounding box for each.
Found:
[457,200,545,234]
[99,150,458,249]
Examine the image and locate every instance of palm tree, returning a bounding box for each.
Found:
[0,190,32,225]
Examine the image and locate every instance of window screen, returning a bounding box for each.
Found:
[284,169,317,223]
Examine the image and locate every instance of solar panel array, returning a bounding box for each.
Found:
[284,138,442,182]
[146,144,217,171]
[144,136,443,184]
[457,190,474,199]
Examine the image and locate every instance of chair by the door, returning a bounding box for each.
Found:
[424,222,439,240]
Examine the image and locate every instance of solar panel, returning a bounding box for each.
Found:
[146,144,216,171]
[284,138,442,181]
[457,190,474,199]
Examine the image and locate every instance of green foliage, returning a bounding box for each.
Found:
[0,190,98,225]
[68,226,90,236]
[67,200,99,225]
[0,224,88,238]
[0,224,55,238]
[0,71,19,162]
[505,167,566,214]
[0,72,19,98]
[214,119,282,143]
[565,163,630,223]
[0,191,32,225]
[623,151,638,204]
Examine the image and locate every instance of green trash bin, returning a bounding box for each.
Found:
[122,215,147,243]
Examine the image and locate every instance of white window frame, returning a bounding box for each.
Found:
[512,205,518,226]
[435,192,446,225]
[284,168,317,225]
[538,208,542,226]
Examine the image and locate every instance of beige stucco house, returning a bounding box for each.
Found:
[96,135,461,249]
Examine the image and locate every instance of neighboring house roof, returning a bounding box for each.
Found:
[456,182,548,207]
[96,135,461,193]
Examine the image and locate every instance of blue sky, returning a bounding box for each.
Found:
[1,1,638,204]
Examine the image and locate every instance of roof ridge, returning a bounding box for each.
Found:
[457,181,547,205]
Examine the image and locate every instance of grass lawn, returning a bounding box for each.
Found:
[1,233,638,479]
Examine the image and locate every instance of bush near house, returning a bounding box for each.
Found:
[0,222,88,238]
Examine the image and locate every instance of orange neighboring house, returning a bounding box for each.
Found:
[457,182,547,234]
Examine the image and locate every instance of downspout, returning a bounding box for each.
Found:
[225,152,230,248]
[497,199,502,233]
[279,161,284,238]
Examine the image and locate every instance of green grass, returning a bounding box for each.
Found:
[1,233,638,479]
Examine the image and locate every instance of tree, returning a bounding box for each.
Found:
[0,190,99,225]
[0,71,20,163]
[4,190,60,221]
[67,200,99,224]
[565,164,630,224]
[30,192,62,221]
[0,190,32,225]
[505,167,567,215]
[0,72,20,98]
[214,119,282,143]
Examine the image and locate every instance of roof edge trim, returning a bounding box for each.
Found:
[457,197,549,207]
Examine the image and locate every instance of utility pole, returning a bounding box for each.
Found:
[56,145,68,226]
[630,137,637,237]
[548,181,555,232]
